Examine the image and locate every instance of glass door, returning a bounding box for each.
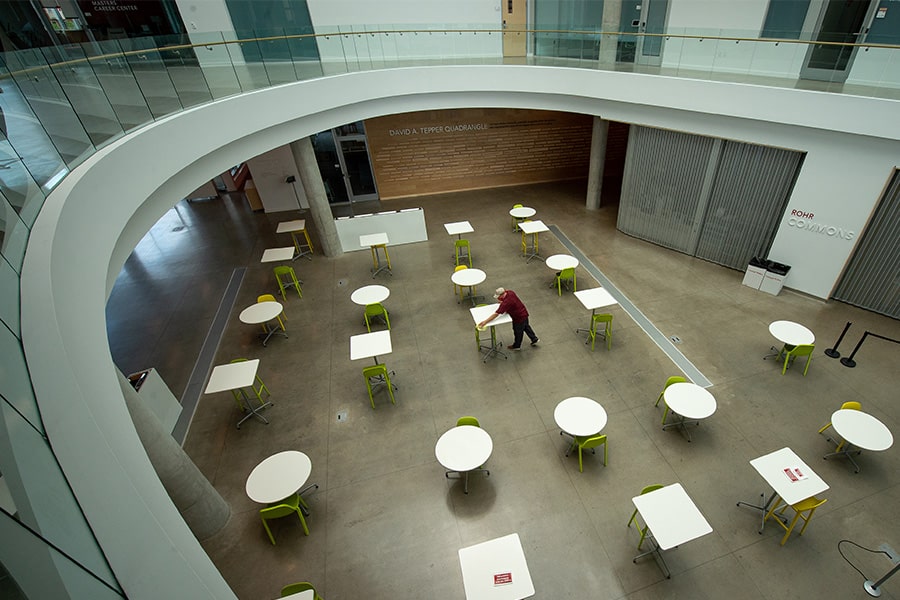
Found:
[800,0,876,82]
[312,130,349,204]
[334,121,378,203]
[617,0,669,66]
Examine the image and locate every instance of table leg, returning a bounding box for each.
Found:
[260,321,288,347]
[736,489,779,533]
[823,442,862,473]
[297,483,319,516]
[235,388,273,429]
[480,326,508,362]
[632,534,671,579]
[662,413,700,442]
[524,233,544,263]
[290,232,313,261]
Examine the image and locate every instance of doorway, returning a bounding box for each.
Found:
[503,0,527,58]
[312,121,378,205]
[800,0,876,82]
[616,0,669,66]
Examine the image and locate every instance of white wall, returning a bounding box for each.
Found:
[246,145,307,213]
[307,0,499,27]
[20,65,900,598]
[667,0,768,31]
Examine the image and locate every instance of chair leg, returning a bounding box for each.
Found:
[655,391,664,407]
[365,378,375,409]
[781,511,803,545]
[661,406,670,424]
[262,518,276,545]
[295,508,310,536]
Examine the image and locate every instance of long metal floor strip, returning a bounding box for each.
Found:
[172,267,246,444]
[549,225,712,388]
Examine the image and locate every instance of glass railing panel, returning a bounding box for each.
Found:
[0,195,27,274]
[0,142,44,229]
[0,255,19,335]
[152,34,213,110]
[116,37,183,120]
[188,32,242,100]
[40,44,124,148]
[314,26,349,75]
[0,52,92,178]
[745,38,808,82]
[82,40,154,133]
[230,32,275,92]
[250,28,303,85]
[284,27,323,81]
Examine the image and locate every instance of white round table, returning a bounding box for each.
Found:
[239,301,283,325]
[546,254,579,271]
[351,284,390,306]
[435,426,493,494]
[239,301,287,346]
[509,206,536,220]
[451,268,486,287]
[245,450,312,504]
[769,320,815,346]
[663,382,717,441]
[826,409,893,473]
[554,396,607,437]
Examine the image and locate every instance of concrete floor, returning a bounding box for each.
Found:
[107,180,899,600]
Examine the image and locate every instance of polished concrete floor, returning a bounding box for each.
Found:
[107,181,900,600]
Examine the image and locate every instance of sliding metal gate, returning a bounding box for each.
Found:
[617,125,804,270]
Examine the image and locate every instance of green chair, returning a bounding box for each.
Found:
[455,239,472,267]
[281,582,323,599]
[363,364,396,408]
[260,492,310,545]
[627,484,664,549]
[511,203,524,231]
[556,267,576,295]
[457,416,480,427]
[569,434,608,472]
[228,358,270,411]
[589,313,613,351]
[655,376,687,424]
[777,343,814,375]
[364,302,390,332]
[273,265,302,300]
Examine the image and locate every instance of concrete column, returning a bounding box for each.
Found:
[118,373,230,541]
[586,117,609,210]
[290,137,342,257]
[598,0,622,65]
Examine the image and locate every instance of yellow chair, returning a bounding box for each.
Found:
[655,376,687,424]
[556,267,576,295]
[457,416,480,427]
[764,495,827,545]
[289,226,314,258]
[777,343,814,375]
[818,401,862,451]
[229,358,270,410]
[569,434,608,472]
[455,239,472,267]
[281,582,323,599]
[273,265,302,299]
[511,203,524,231]
[453,265,468,302]
[520,220,536,256]
[627,484,664,549]
[281,582,323,600]
[474,303,488,351]
[370,243,392,272]
[589,313,612,351]
[260,492,310,544]
[363,364,396,408]
[364,302,390,332]
[257,294,286,331]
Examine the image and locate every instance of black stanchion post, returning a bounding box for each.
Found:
[825,321,852,358]
[840,331,869,368]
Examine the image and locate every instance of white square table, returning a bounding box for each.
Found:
[205,359,272,429]
[470,304,513,362]
[517,220,549,263]
[360,232,392,277]
[458,533,535,599]
[574,287,618,339]
[632,483,713,578]
[444,220,474,239]
[737,447,829,533]
[276,219,314,260]
[350,330,393,365]
[261,246,296,263]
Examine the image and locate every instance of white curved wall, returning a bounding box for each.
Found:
[20,65,900,597]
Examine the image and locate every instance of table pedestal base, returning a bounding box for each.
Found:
[236,391,273,429]
[662,414,701,442]
[259,323,289,347]
[479,328,507,362]
[823,439,863,473]
[445,467,490,494]
[297,483,319,516]
[736,490,789,533]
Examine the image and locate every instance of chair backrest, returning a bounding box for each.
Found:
[593,313,613,324]
[457,416,480,427]
[454,265,468,273]
[281,582,315,597]
[790,344,815,357]
[230,358,249,364]
[363,364,387,378]
[273,265,293,277]
[260,503,295,520]
[559,267,575,279]
[364,302,386,317]
[455,239,470,248]
[513,203,523,209]
[840,401,861,411]
[580,434,606,449]
[664,376,687,388]
[795,496,827,512]
[640,484,664,495]
[258,293,277,303]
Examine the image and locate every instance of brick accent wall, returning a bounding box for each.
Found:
[365,108,593,199]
